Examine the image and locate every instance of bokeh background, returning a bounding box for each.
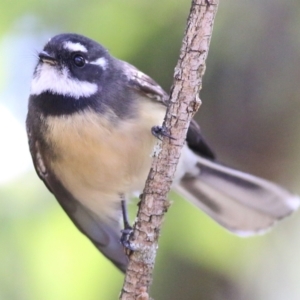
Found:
[1,0,300,299]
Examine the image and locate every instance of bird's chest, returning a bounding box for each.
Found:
[42,107,164,199]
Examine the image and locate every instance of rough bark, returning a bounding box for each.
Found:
[119,1,219,299]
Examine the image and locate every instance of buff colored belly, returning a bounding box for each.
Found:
[44,104,165,218]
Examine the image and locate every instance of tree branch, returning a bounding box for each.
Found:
[119,1,219,299]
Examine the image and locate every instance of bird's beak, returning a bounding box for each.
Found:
[39,51,57,66]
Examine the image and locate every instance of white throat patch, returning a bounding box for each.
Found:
[30,63,97,99]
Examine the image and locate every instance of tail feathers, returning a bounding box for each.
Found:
[177,156,300,236]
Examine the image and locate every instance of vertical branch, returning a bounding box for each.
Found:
[119,0,219,299]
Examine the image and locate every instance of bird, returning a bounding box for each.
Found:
[26,33,300,272]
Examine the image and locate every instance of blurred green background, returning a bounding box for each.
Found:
[1,0,300,299]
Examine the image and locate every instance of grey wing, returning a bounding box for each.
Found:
[186,119,215,160]
[120,60,169,105]
[27,131,128,272]
[120,60,216,161]
[118,61,300,234]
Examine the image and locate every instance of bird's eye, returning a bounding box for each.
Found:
[73,54,85,67]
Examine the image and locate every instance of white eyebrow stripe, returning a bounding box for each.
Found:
[63,41,88,53]
[30,64,97,99]
[89,57,108,70]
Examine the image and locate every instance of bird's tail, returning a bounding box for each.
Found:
[176,156,300,236]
